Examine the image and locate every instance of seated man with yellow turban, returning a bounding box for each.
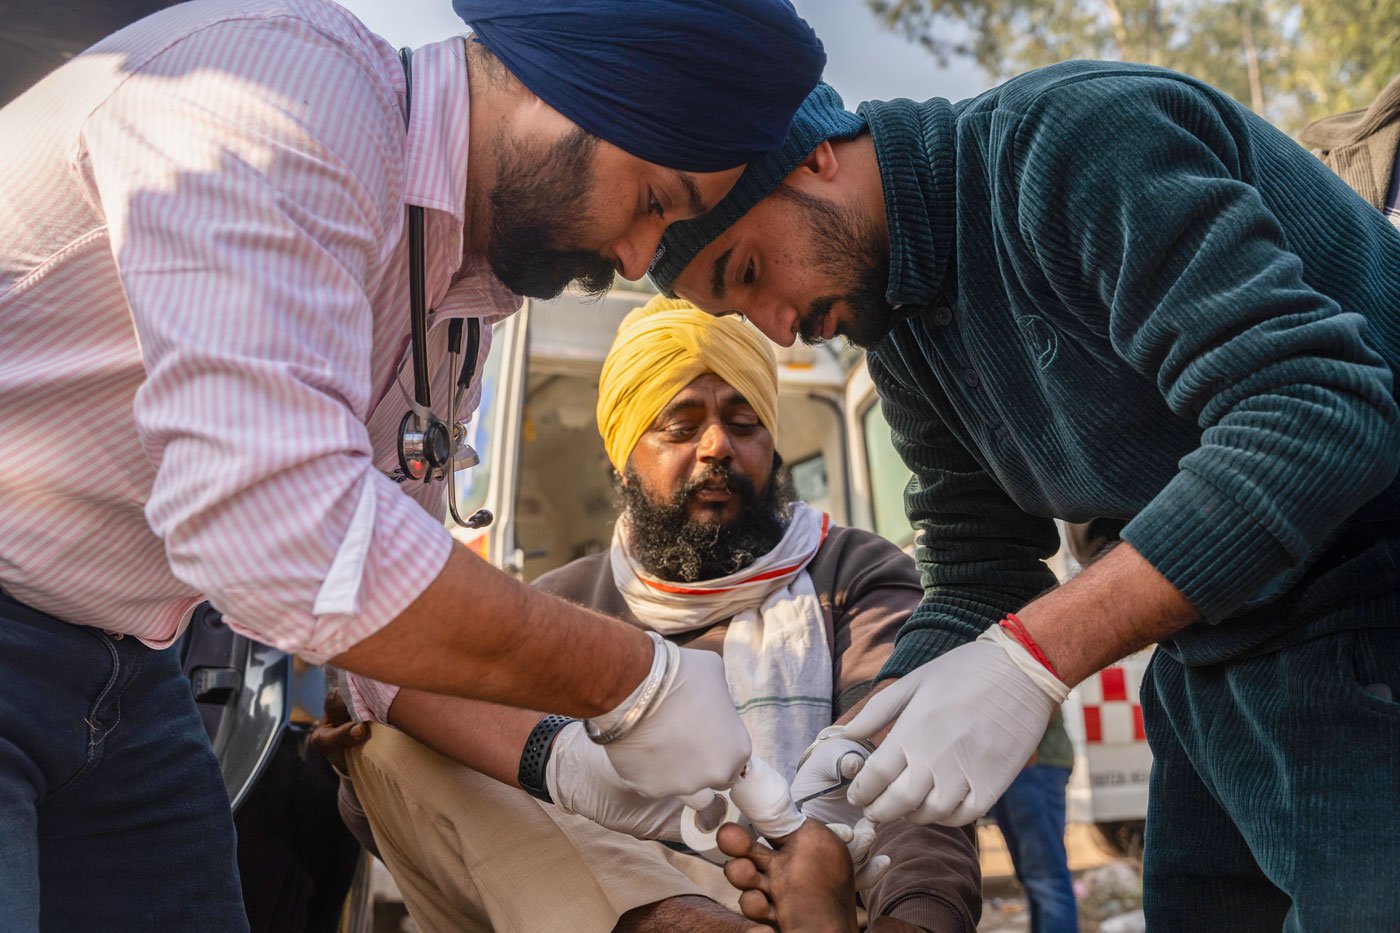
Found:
[316,297,981,933]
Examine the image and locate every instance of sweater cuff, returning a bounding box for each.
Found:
[879,626,976,680]
[878,891,975,933]
[1121,467,1293,621]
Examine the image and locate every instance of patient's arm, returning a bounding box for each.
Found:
[386,688,685,842]
[387,687,544,787]
[311,684,541,787]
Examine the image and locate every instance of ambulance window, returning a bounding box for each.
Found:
[862,401,915,549]
[513,370,614,582]
[787,454,829,512]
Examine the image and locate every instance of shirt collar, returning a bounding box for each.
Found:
[404,38,522,321]
[404,37,470,224]
[859,96,958,309]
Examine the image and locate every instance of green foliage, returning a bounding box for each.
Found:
[866,0,1400,131]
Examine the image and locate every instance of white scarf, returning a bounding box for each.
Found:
[610,502,832,783]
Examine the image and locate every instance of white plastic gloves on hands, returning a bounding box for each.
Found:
[601,644,752,808]
[545,721,683,841]
[790,726,889,891]
[844,625,1070,827]
[828,820,890,893]
[791,725,869,826]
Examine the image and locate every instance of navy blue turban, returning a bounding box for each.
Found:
[453,0,826,172]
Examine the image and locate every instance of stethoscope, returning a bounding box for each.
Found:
[396,47,492,530]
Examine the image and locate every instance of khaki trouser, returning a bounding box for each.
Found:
[347,726,741,933]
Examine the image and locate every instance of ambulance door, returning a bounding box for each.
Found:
[449,302,532,575]
[843,357,914,549]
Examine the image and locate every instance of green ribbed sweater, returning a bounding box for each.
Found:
[865,61,1400,679]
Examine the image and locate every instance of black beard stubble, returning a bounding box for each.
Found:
[486,127,616,299]
[619,455,796,583]
[770,185,895,349]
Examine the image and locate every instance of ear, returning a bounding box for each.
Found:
[789,139,840,184]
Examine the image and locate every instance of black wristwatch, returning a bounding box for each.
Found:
[517,715,576,804]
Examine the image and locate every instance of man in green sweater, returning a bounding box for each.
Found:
[649,67,1400,931]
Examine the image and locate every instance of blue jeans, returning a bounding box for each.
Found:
[991,764,1078,933]
[0,591,247,932]
[1142,626,1400,932]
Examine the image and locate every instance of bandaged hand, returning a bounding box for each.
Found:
[843,625,1069,826]
[598,642,751,806]
[546,721,683,841]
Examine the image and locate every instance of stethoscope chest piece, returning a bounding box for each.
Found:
[397,410,453,482]
[397,411,481,483]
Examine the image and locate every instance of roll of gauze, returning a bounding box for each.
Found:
[679,791,742,864]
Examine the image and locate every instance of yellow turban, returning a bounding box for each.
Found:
[597,294,778,471]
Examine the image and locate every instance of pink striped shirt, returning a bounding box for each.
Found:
[0,0,520,665]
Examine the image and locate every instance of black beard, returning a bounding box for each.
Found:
[485,128,616,299]
[619,456,795,583]
[771,185,894,349]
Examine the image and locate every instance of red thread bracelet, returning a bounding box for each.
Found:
[999,612,1060,679]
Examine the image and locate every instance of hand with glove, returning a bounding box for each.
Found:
[792,725,870,826]
[593,637,752,809]
[843,621,1069,827]
[826,820,889,894]
[791,725,889,891]
[545,720,683,841]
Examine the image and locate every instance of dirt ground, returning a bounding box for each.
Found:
[977,824,1144,933]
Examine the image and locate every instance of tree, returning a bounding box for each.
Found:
[866,0,1400,131]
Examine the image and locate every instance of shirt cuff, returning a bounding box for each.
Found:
[343,671,400,724]
[294,473,454,663]
[1121,467,1293,621]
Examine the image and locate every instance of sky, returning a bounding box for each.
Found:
[335,0,993,108]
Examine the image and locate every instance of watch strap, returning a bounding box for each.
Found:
[518,714,575,804]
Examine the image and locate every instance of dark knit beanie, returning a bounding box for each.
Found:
[649,82,865,296]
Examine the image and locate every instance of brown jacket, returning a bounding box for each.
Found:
[536,523,982,932]
[1299,74,1400,211]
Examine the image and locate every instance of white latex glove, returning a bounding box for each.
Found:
[601,644,752,806]
[827,819,892,893]
[545,722,683,841]
[844,625,1069,826]
[792,727,889,890]
[790,725,870,827]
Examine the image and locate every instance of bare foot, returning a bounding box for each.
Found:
[717,820,858,932]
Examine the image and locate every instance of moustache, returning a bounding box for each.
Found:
[798,296,839,344]
[680,464,758,502]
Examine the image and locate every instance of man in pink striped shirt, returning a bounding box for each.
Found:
[0,0,825,928]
